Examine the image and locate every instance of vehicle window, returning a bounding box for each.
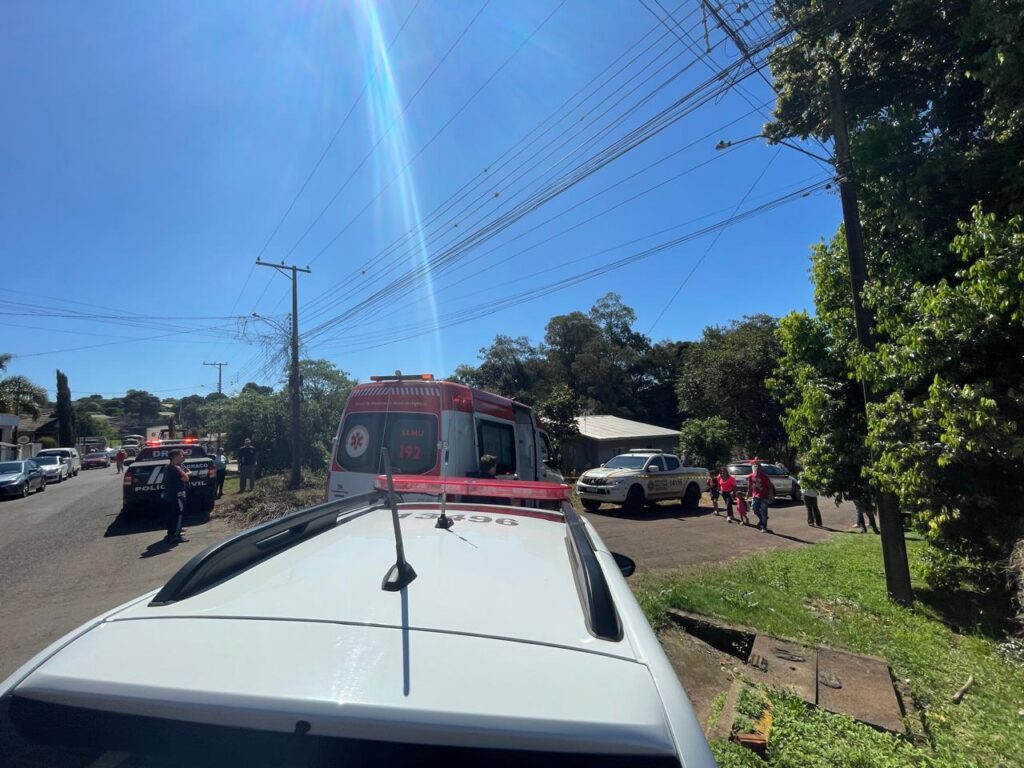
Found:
[335,412,438,475]
[0,462,24,473]
[646,456,666,471]
[604,455,647,469]
[34,456,59,465]
[728,464,752,476]
[477,419,516,475]
[663,455,680,471]
[761,465,779,475]
[0,696,680,768]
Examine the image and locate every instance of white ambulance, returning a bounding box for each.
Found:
[328,373,564,501]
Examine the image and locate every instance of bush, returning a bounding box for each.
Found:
[678,416,734,469]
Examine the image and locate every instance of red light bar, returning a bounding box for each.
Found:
[374,475,570,502]
[182,437,197,444]
[370,373,435,382]
[146,440,161,446]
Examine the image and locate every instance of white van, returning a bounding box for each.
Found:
[328,374,564,501]
[35,447,81,477]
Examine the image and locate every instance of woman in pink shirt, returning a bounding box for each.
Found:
[719,468,738,523]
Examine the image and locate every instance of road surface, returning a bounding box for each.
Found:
[0,467,230,679]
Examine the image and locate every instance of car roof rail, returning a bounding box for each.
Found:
[625,448,663,453]
[562,505,622,642]
[150,491,386,606]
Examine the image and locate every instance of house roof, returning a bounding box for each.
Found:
[574,415,680,441]
[17,411,58,434]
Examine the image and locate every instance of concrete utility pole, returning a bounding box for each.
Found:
[827,71,913,606]
[256,259,311,489]
[203,361,229,394]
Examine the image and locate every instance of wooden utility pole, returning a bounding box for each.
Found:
[203,361,229,394]
[256,259,311,489]
[827,70,913,606]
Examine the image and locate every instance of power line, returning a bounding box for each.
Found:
[647,146,782,332]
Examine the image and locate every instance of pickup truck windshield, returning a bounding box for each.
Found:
[135,446,208,462]
[604,455,648,469]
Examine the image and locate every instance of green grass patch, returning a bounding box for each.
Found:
[213,470,327,528]
[635,535,1024,768]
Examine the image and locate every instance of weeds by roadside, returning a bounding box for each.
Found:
[213,471,326,528]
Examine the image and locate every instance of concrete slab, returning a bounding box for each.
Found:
[745,635,817,705]
[658,626,740,731]
[817,647,905,734]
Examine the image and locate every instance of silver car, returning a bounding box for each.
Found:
[32,455,70,484]
[727,460,801,503]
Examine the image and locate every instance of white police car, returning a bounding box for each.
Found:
[577,450,708,513]
[0,465,714,767]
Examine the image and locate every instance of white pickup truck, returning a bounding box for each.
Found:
[577,450,708,513]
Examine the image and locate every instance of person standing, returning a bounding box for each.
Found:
[801,475,822,527]
[748,461,772,533]
[853,498,880,534]
[708,469,721,515]
[719,467,737,523]
[162,449,190,544]
[114,448,126,474]
[214,449,227,498]
[237,438,257,493]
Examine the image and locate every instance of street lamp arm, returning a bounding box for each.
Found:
[716,134,833,166]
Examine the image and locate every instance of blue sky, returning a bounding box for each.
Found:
[1,0,839,401]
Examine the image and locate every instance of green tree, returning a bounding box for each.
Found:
[678,416,734,470]
[676,315,789,460]
[55,370,75,447]
[0,374,48,418]
[121,389,162,425]
[767,0,1024,590]
[537,383,580,449]
[177,394,207,431]
[299,359,355,469]
[452,335,547,403]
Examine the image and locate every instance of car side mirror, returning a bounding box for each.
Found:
[612,552,636,578]
[599,463,605,468]
[648,465,659,473]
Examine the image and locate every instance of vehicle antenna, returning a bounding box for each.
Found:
[380,447,417,591]
[435,439,454,530]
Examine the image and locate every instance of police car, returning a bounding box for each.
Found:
[577,450,708,513]
[0,468,714,768]
[121,440,217,516]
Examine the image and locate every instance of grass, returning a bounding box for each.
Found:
[634,535,1024,768]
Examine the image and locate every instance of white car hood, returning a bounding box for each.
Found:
[580,467,641,480]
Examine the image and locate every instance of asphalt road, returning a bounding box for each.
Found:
[584,494,858,574]
[0,467,230,680]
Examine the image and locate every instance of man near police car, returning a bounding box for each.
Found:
[237,438,257,492]
[163,449,190,544]
[748,461,772,533]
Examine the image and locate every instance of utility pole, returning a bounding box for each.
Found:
[203,362,229,394]
[256,259,311,489]
[827,70,913,606]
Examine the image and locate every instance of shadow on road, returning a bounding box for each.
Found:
[140,539,180,559]
[104,507,211,538]
[586,503,713,522]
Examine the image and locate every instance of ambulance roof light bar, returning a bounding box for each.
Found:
[369,371,434,382]
[373,476,571,502]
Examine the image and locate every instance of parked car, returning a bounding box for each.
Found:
[82,451,111,469]
[727,459,801,504]
[0,460,47,498]
[0,474,714,767]
[34,448,80,477]
[122,446,140,466]
[577,450,708,513]
[32,455,70,484]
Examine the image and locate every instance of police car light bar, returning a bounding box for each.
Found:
[373,475,571,502]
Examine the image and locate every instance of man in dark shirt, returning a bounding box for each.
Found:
[238,438,257,492]
[163,449,190,544]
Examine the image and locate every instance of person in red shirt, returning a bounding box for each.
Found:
[748,461,772,533]
[114,448,126,474]
[719,468,738,523]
